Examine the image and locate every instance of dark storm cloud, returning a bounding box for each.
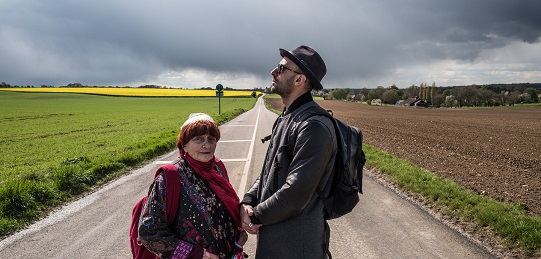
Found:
[0,0,540,88]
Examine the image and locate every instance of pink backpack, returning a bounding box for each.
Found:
[130,164,180,259]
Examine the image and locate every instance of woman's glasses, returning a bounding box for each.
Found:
[191,135,217,145]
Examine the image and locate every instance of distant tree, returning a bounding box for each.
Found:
[138,84,163,88]
[507,91,521,105]
[444,95,458,107]
[476,88,497,106]
[367,86,385,100]
[442,89,451,98]
[387,84,404,99]
[381,89,400,104]
[66,83,83,88]
[354,93,366,102]
[431,93,445,107]
[358,88,371,98]
[330,88,349,100]
[452,86,476,107]
[430,82,436,101]
[402,84,417,98]
[525,88,539,103]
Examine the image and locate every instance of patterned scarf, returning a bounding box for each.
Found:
[180,150,242,230]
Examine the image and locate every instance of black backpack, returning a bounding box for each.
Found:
[263,107,366,220]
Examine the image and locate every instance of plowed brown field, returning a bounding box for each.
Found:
[265,98,541,216]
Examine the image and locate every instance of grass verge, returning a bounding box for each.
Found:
[364,145,541,256]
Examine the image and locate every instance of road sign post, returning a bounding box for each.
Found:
[216,84,224,114]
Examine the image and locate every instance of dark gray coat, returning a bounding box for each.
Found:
[245,101,337,259]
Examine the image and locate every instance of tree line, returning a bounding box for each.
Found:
[2,81,540,107]
[326,83,541,107]
[1,82,265,92]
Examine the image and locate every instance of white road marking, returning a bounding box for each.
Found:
[237,100,261,197]
[221,125,255,127]
[219,140,251,143]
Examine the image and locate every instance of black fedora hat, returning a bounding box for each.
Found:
[279,45,327,90]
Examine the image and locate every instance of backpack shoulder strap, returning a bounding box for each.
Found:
[155,164,181,224]
[298,106,334,125]
[293,106,337,147]
[294,108,342,201]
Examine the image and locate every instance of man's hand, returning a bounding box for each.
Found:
[240,204,262,234]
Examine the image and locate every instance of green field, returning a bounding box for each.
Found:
[0,91,256,236]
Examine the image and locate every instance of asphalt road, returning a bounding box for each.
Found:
[0,97,494,258]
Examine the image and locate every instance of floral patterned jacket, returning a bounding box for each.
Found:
[138,158,240,259]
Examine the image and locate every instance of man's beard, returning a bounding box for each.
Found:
[271,75,295,97]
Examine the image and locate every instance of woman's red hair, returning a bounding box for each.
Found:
[176,119,220,150]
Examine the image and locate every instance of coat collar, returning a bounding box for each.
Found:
[283,91,313,115]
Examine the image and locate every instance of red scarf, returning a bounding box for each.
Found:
[180,150,242,230]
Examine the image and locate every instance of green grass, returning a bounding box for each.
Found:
[0,91,256,236]
[263,93,281,98]
[364,145,541,256]
[514,103,541,108]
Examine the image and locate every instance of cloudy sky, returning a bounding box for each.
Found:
[1,0,540,89]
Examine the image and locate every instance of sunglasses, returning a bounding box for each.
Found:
[276,64,303,74]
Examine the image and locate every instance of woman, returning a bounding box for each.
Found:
[138,113,247,259]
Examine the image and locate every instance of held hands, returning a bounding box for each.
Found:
[203,250,218,259]
[238,231,248,246]
[240,204,262,234]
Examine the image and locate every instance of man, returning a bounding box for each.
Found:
[240,45,337,258]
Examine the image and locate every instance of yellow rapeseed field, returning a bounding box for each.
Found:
[0,87,261,97]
